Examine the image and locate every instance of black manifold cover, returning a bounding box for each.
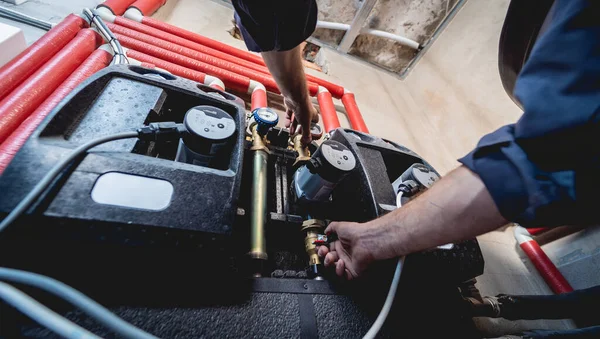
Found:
[0,65,246,246]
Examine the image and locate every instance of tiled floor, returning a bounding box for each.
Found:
[3,0,598,336]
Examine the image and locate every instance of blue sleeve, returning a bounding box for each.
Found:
[459,0,600,227]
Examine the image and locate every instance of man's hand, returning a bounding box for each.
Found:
[284,97,319,146]
[317,167,508,281]
[261,46,318,147]
[317,221,376,280]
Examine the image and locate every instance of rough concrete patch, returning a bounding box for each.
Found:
[313,0,455,73]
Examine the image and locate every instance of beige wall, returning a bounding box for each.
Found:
[312,0,523,175]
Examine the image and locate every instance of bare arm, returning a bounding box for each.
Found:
[319,166,507,279]
[261,46,317,144]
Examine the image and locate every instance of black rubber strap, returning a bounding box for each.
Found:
[298,294,318,339]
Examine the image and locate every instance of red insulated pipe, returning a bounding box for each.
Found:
[251,88,267,111]
[341,92,369,133]
[0,49,112,174]
[129,0,166,16]
[140,62,156,69]
[118,35,286,94]
[519,240,574,294]
[0,14,87,101]
[140,17,346,98]
[126,50,251,93]
[317,90,341,133]
[0,29,102,145]
[116,33,316,96]
[527,227,550,236]
[112,17,340,97]
[126,50,206,83]
[141,17,265,66]
[111,18,270,75]
[97,0,137,15]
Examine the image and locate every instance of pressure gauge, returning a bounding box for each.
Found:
[252,107,279,136]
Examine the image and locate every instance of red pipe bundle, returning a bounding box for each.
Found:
[317,90,342,133]
[116,33,321,96]
[97,0,137,15]
[0,29,102,145]
[519,240,574,294]
[126,49,251,93]
[129,0,166,16]
[141,17,264,66]
[140,17,345,98]
[111,18,269,75]
[0,14,87,101]
[342,92,369,133]
[119,35,283,94]
[0,49,112,174]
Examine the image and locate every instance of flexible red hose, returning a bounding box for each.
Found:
[317,90,341,133]
[341,92,369,133]
[119,36,268,94]
[0,29,102,145]
[129,0,166,16]
[0,14,86,101]
[116,33,301,95]
[0,49,112,174]
[111,18,270,75]
[519,240,574,294]
[251,89,267,111]
[141,17,265,66]
[97,0,137,15]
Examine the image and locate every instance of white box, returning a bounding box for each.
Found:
[0,22,27,67]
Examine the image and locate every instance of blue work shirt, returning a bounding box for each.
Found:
[459,0,600,227]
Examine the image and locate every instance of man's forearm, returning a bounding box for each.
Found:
[261,47,313,127]
[364,166,508,259]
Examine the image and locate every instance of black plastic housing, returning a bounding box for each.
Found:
[0,65,246,245]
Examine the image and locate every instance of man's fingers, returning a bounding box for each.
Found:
[317,245,329,257]
[345,269,353,281]
[324,222,338,235]
[324,251,339,267]
[335,259,346,277]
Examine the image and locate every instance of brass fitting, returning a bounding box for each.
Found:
[292,134,311,167]
[301,219,326,270]
[250,123,269,153]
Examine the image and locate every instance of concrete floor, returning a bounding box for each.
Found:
[3,0,600,336]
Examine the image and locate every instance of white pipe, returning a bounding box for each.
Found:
[317,21,350,31]
[316,20,420,50]
[363,28,420,50]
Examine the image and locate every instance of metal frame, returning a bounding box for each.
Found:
[337,0,379,53]
[310,0,467,79]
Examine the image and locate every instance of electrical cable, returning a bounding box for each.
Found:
[0,281,101,339]
[362,188,407,339]
[0,267,158,339]
[0,131,138,233]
